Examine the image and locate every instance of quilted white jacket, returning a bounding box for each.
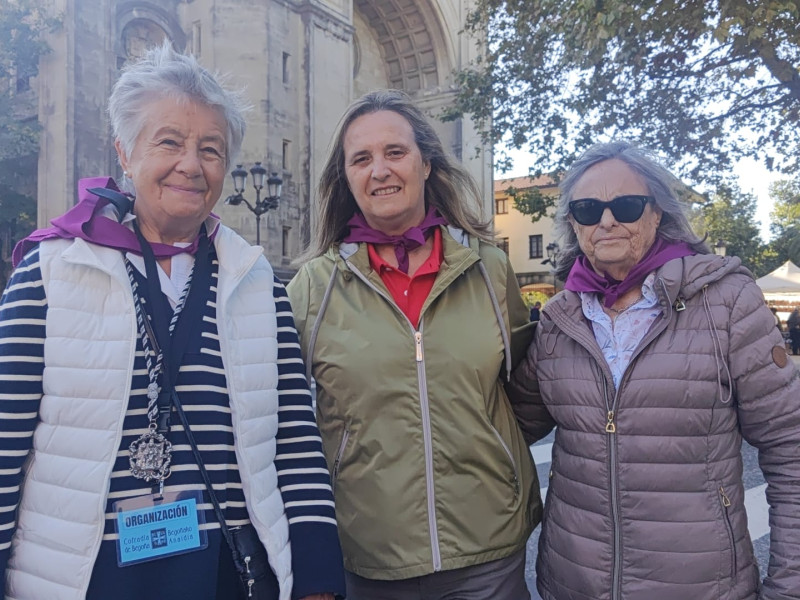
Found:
[5,221,293,600]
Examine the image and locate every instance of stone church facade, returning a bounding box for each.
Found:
[35,0,490,279]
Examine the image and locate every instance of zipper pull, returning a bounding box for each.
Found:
[414,331,423,362]
[245,555,254,597]
[719,487,731,507]
[605,410,616,433]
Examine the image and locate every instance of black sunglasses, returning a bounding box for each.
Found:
[568,195,654,226]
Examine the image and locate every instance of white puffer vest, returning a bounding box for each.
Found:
[5,223,293,600]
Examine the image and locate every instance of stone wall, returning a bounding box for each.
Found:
[34,0,491,278]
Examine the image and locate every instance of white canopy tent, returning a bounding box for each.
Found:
[756,261,800,321]
[756,261,800,295]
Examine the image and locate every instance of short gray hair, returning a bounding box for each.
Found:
[554,141,709,280]
[108,42,247,190]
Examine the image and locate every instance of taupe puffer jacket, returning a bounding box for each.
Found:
[509,254,800,600]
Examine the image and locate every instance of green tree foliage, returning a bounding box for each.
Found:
[690,183,767,275]
[767,179,800,265]
[449,0,800,182]
[0,186,36,279]
[508,185,557,223]
[0,0,56,289]
[0,0,53,159]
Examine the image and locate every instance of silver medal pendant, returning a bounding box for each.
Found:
[129,429,173,483]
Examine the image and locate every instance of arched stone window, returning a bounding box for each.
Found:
[114,5,185,70]
[354,0,444,94]
[121,19,169,61]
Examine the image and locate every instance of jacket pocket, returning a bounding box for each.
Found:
[332,427,350,497]
[718,484,737,579]
[489,423,520,498]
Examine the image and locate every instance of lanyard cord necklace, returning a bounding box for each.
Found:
[125,221,208,493]
[124,259,191,487]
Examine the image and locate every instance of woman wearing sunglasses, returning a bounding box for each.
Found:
[508,141,800,599]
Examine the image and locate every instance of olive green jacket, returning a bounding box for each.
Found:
[287,226,541,580]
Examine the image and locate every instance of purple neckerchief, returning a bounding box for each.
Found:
[565,237,696,307]
[342,207,448,273]
[12,176,220,267]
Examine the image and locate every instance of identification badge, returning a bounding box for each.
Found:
[114,490,208,566]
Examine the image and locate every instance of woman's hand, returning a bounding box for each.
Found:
[300,595,335,600]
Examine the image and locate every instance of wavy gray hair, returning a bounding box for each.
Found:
[554,141,709,280]
[302,89,492,259]
[108,42,248,192]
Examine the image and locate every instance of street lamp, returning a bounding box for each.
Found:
[541,241,561,293]
[713,239,727,257]
[224,162,282,246]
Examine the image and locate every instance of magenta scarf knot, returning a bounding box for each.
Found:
[13,177,219,267]
[564,237,696,307]
[342,207,448,273]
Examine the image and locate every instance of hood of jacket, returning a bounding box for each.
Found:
[546,253,751,319]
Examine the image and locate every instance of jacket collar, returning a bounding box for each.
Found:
[548,253,748,318]
[59,237,130,288]
[334,225,479,273]
[213,223,265,302]
[58,216,264,302]
[329,226,481,314]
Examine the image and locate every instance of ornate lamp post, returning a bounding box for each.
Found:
[713,239,727,256]
[224,162,283,246]
[542,241,561,293]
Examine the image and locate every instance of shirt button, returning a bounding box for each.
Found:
[404,290,408,296]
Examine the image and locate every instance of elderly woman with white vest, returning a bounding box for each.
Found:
[0,44,344,600]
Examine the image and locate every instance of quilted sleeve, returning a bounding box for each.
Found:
[727,276,800,600]
[506,325,556,445]
[505,258,535,370]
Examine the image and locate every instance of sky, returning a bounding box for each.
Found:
[732,157,778,241]
[496,148,780,242]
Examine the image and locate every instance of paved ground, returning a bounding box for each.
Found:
[525,354,799,597]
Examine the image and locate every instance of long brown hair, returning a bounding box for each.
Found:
[301,89,492,259]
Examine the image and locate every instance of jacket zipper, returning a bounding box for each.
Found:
[345,261,442,571]
[489,424,520,496]
[605,376,623,600]
[719,486,737,578]
[546,283,674,600]
[332,428,350,496]
[415,329,442,571]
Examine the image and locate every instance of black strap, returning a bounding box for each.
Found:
[132,222,210,433]
[170,388,242,564]
[130,225,240,561]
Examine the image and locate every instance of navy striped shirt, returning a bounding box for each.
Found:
[0,246,344,599]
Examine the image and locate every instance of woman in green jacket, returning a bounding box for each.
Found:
[287,90,541,599]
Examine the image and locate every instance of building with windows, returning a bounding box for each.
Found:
[28,0,490,280]
[494,175,560,294]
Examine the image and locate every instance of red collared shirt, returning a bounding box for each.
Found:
[367,228,443,328]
